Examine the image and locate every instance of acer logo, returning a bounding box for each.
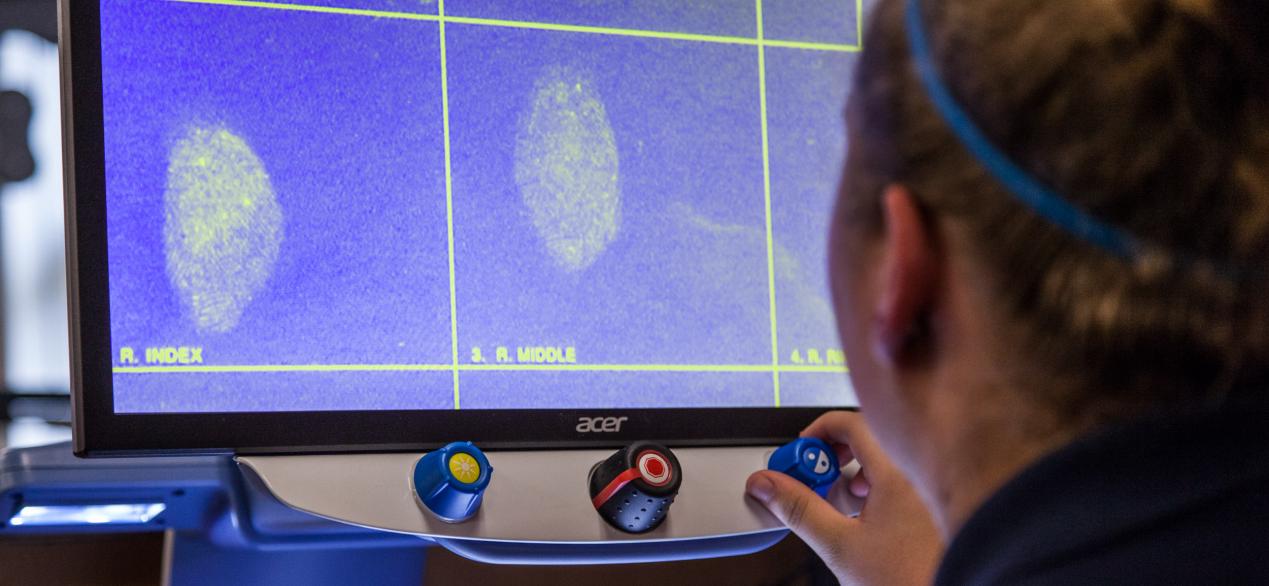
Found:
[576,416,629,433]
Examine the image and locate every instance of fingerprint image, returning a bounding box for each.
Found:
[514,65,621,273]
[164,125,284,334]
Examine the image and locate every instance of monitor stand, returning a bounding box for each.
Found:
[240,446,862,565]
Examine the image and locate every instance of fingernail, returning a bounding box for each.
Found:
[747,474,775,503]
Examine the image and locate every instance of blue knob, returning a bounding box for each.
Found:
[768,438,841,497]
[412,442,492,523]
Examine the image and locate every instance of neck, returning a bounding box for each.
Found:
[919,390,1083,539]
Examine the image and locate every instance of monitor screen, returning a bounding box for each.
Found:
[93,0,861,417]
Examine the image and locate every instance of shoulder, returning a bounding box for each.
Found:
[937,401,1269,586]
[1004,478,1269,585]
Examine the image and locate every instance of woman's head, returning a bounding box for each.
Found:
[832,0,1269,472]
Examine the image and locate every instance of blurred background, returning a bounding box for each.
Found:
[0,0,72,451]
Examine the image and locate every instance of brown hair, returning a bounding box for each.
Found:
[841,0,1269,424]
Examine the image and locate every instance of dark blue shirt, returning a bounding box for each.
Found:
[935,400,1269,585]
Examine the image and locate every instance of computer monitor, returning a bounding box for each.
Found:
[63,0,863,455]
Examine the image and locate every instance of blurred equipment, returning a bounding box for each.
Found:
[1,441,428,585]
[0,90,34,184]
[0,0,71,449]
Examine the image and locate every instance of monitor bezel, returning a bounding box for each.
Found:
[61,0,851,457]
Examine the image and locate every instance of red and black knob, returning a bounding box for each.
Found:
[588,442,681,534]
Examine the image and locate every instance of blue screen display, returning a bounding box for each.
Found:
[99,0,864,413]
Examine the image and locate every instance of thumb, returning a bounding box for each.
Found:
[747,470,853,560]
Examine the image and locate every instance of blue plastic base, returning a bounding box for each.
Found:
[167,531,426,586]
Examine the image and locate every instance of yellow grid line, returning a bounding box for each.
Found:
[167,0,862,53]
[755,0,783,408]
[168,0,443,20]
[114,364,456,374]
[113,364,848,375]
[437,0,461,411]
[856,0,864,48]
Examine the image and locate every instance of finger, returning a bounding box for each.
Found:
[828,439,856,467]
[800,411,887,468]
[849,468,871,498]
[799,413,857,465]
[747,470,856,561]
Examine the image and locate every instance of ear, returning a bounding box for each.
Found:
[873,184,939,366]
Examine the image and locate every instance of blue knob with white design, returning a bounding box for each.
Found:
[768,437,840,497]
[412,442,493,523]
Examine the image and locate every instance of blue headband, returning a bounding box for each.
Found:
[904,0,1145,261]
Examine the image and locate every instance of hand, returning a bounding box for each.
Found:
[746,411,943,586]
